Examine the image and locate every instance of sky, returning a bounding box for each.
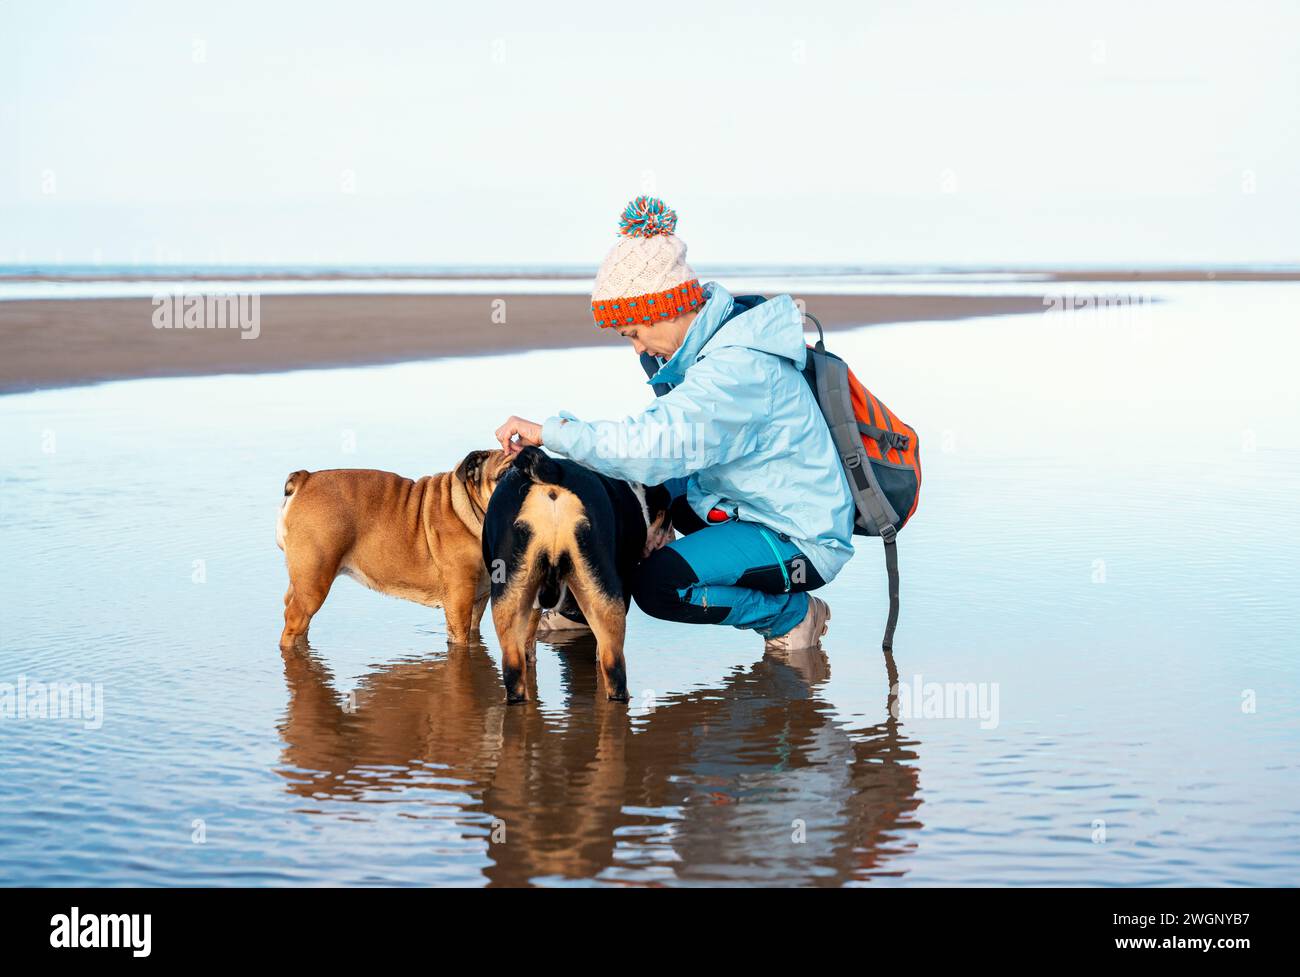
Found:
[2,0,1298,268]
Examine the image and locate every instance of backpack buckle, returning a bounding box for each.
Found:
[892,433,910,451]
[843,452,862,470]
[880,523,898,544]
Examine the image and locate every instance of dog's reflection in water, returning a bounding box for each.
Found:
[278,638,922,886]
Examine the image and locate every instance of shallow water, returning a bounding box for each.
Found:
[1,282,1297,886]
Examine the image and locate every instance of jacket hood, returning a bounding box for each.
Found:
[647,283,807,387]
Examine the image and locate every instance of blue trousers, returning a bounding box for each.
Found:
[631,480,827,637]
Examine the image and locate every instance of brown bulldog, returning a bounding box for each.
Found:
[276,449,511,650]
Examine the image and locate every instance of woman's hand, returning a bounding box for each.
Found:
[495,416,544,455]
[642,518,676,559]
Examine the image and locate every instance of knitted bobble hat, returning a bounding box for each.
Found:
[591,196,703,329]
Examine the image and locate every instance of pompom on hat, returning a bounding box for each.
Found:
[592,196,703,329]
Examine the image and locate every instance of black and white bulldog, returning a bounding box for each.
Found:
[481,447,672,703]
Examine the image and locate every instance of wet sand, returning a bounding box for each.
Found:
[0,292,1052,394]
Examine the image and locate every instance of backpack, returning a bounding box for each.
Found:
[638,295,922,651]
[801,312,921,651]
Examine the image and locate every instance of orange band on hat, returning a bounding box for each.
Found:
[592,279,705,329]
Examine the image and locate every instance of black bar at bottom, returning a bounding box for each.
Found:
[0,886,1287,964]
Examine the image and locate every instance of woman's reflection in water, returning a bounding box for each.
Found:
[278,635,921,886]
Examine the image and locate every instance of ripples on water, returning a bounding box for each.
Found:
[0,283,1297,885]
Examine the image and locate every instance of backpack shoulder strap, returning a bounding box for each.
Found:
[881,527,900,652]
[809,330,902,651]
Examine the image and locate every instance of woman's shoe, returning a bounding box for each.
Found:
[764,597,831,653]
[536,609,590,634]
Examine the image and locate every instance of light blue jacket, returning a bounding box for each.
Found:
[541,282,856,583]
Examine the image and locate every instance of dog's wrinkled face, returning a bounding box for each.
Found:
[641,483,675,558]
[453,448,513,513]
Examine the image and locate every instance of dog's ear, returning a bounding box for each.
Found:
[488,449,516,480]
[454,449,493,486]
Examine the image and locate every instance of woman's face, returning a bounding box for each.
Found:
[617,311,696,358]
